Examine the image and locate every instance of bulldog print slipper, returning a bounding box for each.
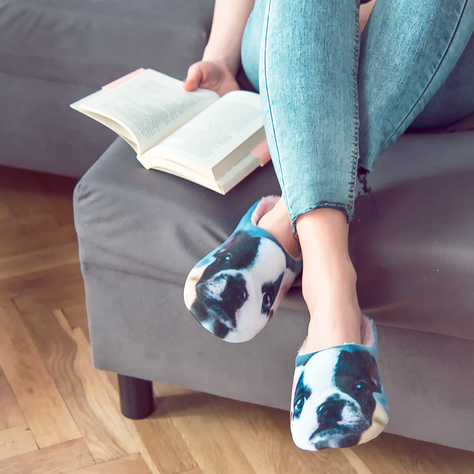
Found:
[290,315,389,451]
[184,196,303,343]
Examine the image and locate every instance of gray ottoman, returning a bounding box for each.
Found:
[74,131,474,452]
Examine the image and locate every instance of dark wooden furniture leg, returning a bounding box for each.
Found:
[118,374,155,419]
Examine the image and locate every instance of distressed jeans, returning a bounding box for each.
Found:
[241,0,474,225]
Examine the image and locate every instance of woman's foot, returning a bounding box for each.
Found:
[259,200,363,353]
[261,204,388,452]
[297,208,363,353]
[301,267,363,353]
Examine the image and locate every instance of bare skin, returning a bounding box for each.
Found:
[183,0,375,355]
[259,201,363,354]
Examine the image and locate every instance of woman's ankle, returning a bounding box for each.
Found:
[257,197,300,257]
[302,307,363,354]
[301,267,363,353]
[296,207,363,354]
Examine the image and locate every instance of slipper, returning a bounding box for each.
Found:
[290,315,389,451]
[184,196,302,343]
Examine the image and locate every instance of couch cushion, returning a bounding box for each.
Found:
[74,131,474,342]
[0,0,214,87]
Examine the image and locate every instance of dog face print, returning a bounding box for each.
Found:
[186,230,292,342]
[290,347,388,451]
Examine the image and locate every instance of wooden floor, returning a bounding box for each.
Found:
[1,165,474,474]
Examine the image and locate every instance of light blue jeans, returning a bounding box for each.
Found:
[241,0,474,226]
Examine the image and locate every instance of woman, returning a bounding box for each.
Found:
[183,0,474,451]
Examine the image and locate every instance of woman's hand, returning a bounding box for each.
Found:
[183,59,240,97]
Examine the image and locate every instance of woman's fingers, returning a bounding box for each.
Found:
[183,63,205,91]
[182,60,238,96]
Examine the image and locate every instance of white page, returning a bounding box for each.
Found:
[77,69,218,155]
[144,90,263,175]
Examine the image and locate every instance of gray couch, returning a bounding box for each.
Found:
[0,0,214,177]
[3,0,474,454]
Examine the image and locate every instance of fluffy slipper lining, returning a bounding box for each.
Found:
[361,315,375,348]
[298,315,375,355]
[251,195,280,226]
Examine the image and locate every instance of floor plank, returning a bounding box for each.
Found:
[13,279,86,316]
[0,213,57,242]
[0,438,95,474]
[212,395,357,474]
[0,242,79,280]
[63,304,91,342]
[0,167,50,218]
[152,387,256,474]
[31,172,78,227]
[353,432,474,474]
[0,300,82,448]
[68,315,140,463]
[0,202,11,221]
[94,345,199,474]
[18,308,139,463]
[0,223,78,259]
[0,262,83,301]
[0,366,27,430]
[341,447,374,474]
[122,415,198,474]
[68,453,151,474]
[0,425,38,460]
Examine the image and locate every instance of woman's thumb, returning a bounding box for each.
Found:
[183,64,203,91]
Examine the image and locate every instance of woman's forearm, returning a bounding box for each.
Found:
[203,0,255,75]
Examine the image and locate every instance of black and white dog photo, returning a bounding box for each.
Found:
[290,343,389,451]
[184,228,301,342]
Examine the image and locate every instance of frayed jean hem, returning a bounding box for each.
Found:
[290,201,354,236]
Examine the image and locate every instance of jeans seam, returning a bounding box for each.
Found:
[348,0,361,218]
[262,0,289,212]
[380,0,469,151]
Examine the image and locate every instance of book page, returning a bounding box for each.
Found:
[146,152,260,195]
[215,152,262,193]
[142,90,264,178]
[72,69,218,155]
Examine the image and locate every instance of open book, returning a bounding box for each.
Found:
[70,68,269,194]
